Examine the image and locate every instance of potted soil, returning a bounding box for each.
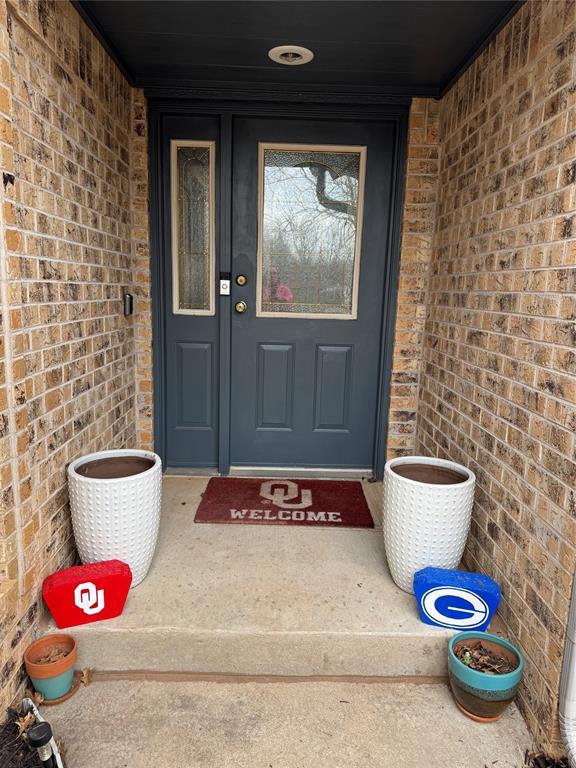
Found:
[448,631,524,722]
[68,449,162,587]
[24,634,77,701]
[383,456,476,592]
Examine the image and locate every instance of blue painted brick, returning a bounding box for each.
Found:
[413,567,501,632]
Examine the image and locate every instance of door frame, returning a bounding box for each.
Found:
[148,94,410,480]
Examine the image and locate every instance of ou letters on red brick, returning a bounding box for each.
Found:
[42,560,132,629]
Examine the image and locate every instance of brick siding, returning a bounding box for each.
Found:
[417,0,576,752]
[0,0,147,711]
[387,98,440,458]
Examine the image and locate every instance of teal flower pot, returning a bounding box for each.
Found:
[29,668,75,701]
[24,634,77,702]
[448,631,523,722]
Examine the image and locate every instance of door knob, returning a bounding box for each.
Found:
[235,274,248,286]
[235,300,247,314]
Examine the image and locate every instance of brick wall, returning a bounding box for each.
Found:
[0,0,26,708]
[417,0,576,752]
[0,0,146,712]
[130,90,153,451]
[387,98,440,458]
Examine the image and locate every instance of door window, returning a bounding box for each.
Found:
[257,143,366,319]
[171,140,215,315]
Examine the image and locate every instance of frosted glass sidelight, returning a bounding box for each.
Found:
[171,141,215,315]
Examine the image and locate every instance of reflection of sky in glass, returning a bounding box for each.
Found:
[261,149,361,315]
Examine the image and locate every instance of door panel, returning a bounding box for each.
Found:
[176,342,214,427]
[163,116,220,467]
[313,345,352,432]
[230,117,394,469]
[256,344,295,430]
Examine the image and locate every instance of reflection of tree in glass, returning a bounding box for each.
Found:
[302,162,358,217]
[262,151,360,314]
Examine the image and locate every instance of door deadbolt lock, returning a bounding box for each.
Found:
[236,274,248,286]
[235,300,248,314]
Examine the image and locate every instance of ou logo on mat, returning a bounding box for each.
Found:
[421,586,489,629]
[259,480,312,510]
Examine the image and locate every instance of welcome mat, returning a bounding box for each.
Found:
[195,477,374,528]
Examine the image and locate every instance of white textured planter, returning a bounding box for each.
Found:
[383,456,475,593]
[68,449,162,587]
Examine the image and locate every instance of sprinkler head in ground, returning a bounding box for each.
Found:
[27,720,55,767]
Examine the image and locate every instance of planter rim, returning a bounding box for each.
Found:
[24,633,77,679]
[68,448,161,484]
[448,631,524,688]
[385,455,475,488]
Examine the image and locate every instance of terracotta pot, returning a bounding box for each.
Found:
[24,634,77,701]
[448,631,524,722]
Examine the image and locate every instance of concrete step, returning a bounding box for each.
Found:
[46,680,531,768]
[47,477,454,677]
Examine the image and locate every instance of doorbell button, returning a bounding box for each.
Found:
[219,279,231,296]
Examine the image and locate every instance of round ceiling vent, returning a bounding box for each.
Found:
[268,45,314,66]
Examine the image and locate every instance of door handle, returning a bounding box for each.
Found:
[235,300,247,314]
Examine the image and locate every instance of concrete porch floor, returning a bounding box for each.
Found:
[46,679,531,767]
[51,476,458,677]
[43,476,532,766]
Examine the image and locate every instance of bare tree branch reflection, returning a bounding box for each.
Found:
[262,150,361,315]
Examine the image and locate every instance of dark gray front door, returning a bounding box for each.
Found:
[230,117,394,470]
[162,113,396,471]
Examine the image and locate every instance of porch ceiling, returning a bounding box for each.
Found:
[74,0,521,98]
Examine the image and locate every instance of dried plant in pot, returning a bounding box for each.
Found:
[448,631,524,722]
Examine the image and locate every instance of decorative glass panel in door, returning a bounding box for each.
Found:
[171,140,215,315]
[257,144,366,319]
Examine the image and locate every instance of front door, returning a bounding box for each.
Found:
[160,111,399,473]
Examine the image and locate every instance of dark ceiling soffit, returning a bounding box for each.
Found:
[140,79,421,103]
[72,1,525,102]
[71,0,426,99]
[71,0,136,86]
[439,0,525,98]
